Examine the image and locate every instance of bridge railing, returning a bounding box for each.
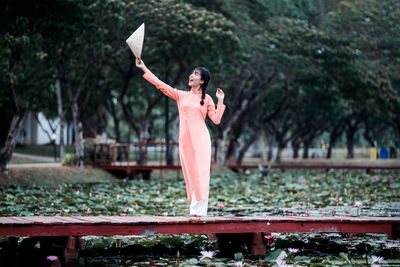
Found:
[93,142,181,167]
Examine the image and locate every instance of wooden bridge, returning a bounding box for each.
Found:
[93,143,400,178]
[0,215,399,265]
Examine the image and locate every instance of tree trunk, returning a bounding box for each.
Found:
[71,101,84,169]
[113,115,121,143]
[167,118,179,165]
[292,139,300,159]
[346,132,355,159]
[258,132,267,164]
[302,140,310,159]
[326,142,333,159]
[345,123,358,159]
[136,124,150,165]
[225,138,239,163]
[326,124,343,159]
[265,131,274,161]
[0,109,28,173]
[276,144,285,163]
[57,80,65,159]
[216,137,227,166]
[236,131,259,165]
[363,123,375,147]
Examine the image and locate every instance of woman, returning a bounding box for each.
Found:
[136,58,226,216]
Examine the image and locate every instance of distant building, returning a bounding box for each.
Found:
[19,112,72,145]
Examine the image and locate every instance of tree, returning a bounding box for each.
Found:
[104,0,240,164]
[0,0,65,172]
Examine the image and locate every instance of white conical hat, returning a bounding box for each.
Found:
[126,23,145,58]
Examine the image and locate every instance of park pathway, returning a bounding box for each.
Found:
[9,153,62,168]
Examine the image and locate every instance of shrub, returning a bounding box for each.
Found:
[62,153,75,166]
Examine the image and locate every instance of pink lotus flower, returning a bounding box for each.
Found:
[323,212,328,215]
[125,207,133,212]
[283,208,289,212]
[216,203,225,208]
[355,185,359,190]
[269,206,275,210]
[39,207,44,210]
[345,213,350,217]
[388,174,393,179]
[304,195,309,200]
[199,250,216,259]
[264,200,268,204]
[319,208,323,212]
[120,213,126,216]
[385,242,399,248]
[56,189,61,193]
[86,210,91,214]
[131,190,137,194]
[46,256,59,261]
[371,255,384,263]
[333,198,337,202]
[264,234,276,240]
[57,209,62,213]
[354,201,362,208]
[370,193,374,197]
[298,179,307,184]
[292,210,297,215]
[275,259,289,267]
[373,176,377,183]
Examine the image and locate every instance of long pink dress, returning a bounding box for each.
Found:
[143,72,226,201]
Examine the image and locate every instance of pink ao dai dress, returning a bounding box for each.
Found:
[143,72,226,215]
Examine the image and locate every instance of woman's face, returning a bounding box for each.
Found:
[188,69,204,88]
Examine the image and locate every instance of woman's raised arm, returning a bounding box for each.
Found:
[136,58,184,102]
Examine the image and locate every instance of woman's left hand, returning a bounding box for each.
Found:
[216,88,225,102]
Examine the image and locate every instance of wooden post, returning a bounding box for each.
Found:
[99,144,103,166]
[64,236,79,267]
[251,232,266,257]
[93,144,97,167]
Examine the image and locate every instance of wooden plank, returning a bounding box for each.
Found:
[0,216,398,238]
[0,217,27,224]
[0,221,393,237]
[69,216,113,224]
[7,217,36,224]
[49,216,94,224]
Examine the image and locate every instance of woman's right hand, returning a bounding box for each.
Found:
[136,57,146,71]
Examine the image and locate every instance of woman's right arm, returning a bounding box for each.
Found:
[136,58,183,102]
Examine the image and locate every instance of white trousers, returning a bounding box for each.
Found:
[187,173,209,216]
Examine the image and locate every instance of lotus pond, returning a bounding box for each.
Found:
[0,168,399,266]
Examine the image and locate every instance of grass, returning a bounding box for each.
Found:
[14,144,75,157]
[0,166,119,187]
[9,155,52,164]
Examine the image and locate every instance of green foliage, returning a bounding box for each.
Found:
[0,169,398,217]
[2,0,400,164]
[61,153,75,165]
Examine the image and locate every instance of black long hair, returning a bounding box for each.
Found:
[194,67,210,106]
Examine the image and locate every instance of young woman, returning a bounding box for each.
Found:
[136,58,226,216]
